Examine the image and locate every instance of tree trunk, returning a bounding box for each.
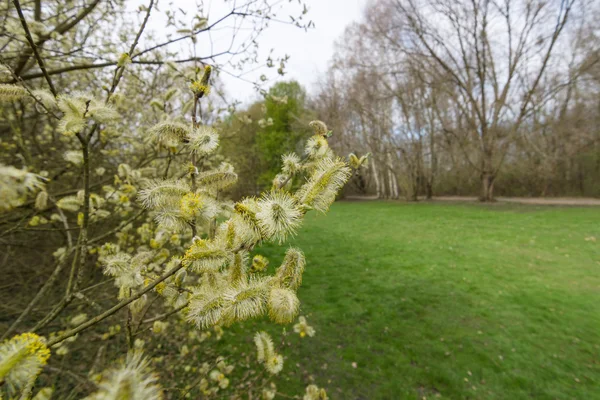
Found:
[410,170,418,201]
[541,181,548,197]
[425,182,433,200]
[410,188,418,201]
[480,173,496,202]
[387,169,394,199]
[372,161,381,198]
[392,172,400,199]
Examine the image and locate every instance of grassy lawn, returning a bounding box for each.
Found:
[217,201,600,399]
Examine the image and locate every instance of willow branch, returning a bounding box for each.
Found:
[0,257,68,341]
[106,0,154,101]
[72,135,90,291]
[46,262,186,347]
[12,0,57,96]
[0,56,59,119]
[13,0,102,75]
[9,57,220,83]
[25,211,144,333]
[141,303,188,325]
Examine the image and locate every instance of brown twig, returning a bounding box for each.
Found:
[141,303,188,325]
[46,262,185,347]
[12,0,57,96]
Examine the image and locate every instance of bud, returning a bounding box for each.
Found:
[117,52,131,67]
[129,294,147,317]
[309,120,328,136]
[174,268,187,286]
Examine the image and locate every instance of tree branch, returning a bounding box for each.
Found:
[12,0,57,96]
[46,262,186,347]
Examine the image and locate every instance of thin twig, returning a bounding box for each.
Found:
[12,0,57,96]
[106,0,154,101]
[0,256,68,340]
[46,262,185,347]
[141,303,188,325]
[0,55,59,119]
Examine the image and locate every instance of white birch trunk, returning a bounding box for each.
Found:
[372,159,381,198]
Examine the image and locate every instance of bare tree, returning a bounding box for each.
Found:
[317,0,599,200]
[365,0,577,200]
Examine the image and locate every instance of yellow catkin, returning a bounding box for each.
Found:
[0,333,51,383]
[20,333,50,364]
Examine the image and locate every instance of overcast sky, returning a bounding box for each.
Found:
[224,0,368,102]
[136,0,367,104]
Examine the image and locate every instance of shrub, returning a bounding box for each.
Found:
[0,59,357,399]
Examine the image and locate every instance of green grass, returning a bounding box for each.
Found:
[218,201,600,399]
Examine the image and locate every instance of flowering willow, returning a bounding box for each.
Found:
[83,352,162,400]
[0,333,50,396]
[132,99,352,332]
[0,54,360,397]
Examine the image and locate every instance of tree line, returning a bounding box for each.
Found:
[223,0,600,201]
[307,0,600,200]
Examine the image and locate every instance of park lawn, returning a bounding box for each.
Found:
[214,201,600,399]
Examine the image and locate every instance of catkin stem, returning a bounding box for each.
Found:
[189,88,200,237]
[141,303,188,325]
[74,137,90,291]
[106,0,154,102]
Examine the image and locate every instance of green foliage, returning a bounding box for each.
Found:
[219,81,315,197]
[219,102,265,197]
[256,81,313,187]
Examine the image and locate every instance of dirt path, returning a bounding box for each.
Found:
[344,195,600,206]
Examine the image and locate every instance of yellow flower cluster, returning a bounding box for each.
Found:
[304,384,329,400]
[254,331,284,375]
[190,64,213,98]
[190,81,211,96]
[0,333,50,395]
[179,192,204,220]
[250,254,269,272]
[349,152,369,169]
[293,316,315,338]
[309,120,328,136]
[84,351,162,400]
[198,357,233,396]
[19,333,50,365]
[305,135,329,159]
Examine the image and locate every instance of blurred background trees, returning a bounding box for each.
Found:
[213,0,600,201]
[221,81,314,198]
[85,0,600,203]
[315,0,600,200]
